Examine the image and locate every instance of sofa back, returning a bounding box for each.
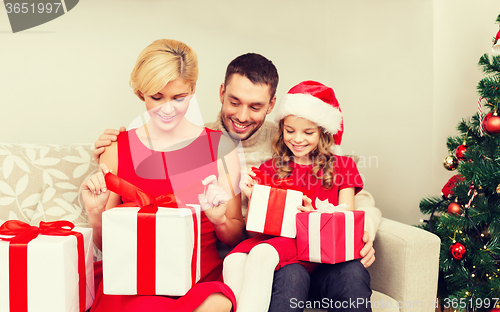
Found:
[0,143,97,227]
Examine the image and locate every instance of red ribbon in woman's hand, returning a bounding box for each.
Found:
[104,172,186,210]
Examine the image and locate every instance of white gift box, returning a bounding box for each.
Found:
[102,205,201,296]
[246,185,303,238]
[0,226,94,312]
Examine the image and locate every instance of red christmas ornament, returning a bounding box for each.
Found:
[441,175,465,198]
[489,308,500,312]
[454,144,467,160]
[447,202,462,216]
[449,242,467,260]
[483,112,500,134]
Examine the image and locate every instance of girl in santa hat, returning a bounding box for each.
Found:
[223,80,365,312]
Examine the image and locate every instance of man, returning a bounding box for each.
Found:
[94,53,379,311]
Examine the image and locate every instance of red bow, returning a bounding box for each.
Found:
[104,171,186,211]
[251,167,314,198]
[0,220,86,312]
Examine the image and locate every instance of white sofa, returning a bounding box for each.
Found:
[0,143,441,312]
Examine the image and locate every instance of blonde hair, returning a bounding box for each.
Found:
[272,118,336,189]
[130,39,198,101]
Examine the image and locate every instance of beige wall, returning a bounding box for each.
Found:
[1,0,499,225]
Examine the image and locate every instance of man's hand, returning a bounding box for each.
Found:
[93,126,126,163]
[359,231,375,268]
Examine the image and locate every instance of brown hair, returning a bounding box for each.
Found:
[224,53,278,100]
[271,118,336,189]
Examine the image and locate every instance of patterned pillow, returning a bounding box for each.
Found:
[0,143,98,225]
[30,184,89,227]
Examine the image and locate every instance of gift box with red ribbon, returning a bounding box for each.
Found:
[0,220,94,312]
[296,210,365,264]
[101,173,201,296]
[245,167,313,238]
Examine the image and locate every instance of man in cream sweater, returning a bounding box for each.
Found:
[94,53,380,312]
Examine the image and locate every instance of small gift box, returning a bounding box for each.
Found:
[102,173,201,296]
[246,184,303,238]
[297,200,365,264]
[0,220,94,312]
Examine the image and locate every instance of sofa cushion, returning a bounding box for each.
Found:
[0,143,97,224]
[30,184,89,227]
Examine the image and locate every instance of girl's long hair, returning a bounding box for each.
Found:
[271,118,336,189]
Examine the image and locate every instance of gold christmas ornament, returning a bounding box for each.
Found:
[496,183,500,195]
[443,155,458,171]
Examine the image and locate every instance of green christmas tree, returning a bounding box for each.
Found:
[419,15,500,312]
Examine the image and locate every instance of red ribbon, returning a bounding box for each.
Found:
[251,167,314,198]
[0,220,86,312]
[262,188,287,235]
[104,172,199,295]
[250,167,314,236]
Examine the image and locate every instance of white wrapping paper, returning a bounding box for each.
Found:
[102,205,201,296]
[246,185,303,238]
[0,227,94,312]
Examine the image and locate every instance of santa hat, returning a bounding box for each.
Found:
[274,80,343,155]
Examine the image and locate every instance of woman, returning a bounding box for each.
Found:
[81,39,243,312]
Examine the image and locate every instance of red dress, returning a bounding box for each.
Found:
[230,156,363,272]
[91,128,237,312]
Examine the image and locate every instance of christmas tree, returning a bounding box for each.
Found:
[419,15,500,312]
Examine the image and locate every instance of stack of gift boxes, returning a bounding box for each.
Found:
[0,172,364,312]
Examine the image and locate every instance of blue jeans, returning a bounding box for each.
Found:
[269,264,310,312]
[269,260,372,312]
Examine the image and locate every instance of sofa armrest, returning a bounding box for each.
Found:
[367,218,440,312]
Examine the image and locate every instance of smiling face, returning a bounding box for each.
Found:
[142,78,195,133]
[283,115,320,165]
[219,74,276,141]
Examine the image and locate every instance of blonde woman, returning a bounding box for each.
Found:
[81,39,243,312]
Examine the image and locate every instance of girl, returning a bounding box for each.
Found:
[81,39,243,312]
[223,80,364,312]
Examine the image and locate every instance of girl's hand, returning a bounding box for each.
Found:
[199,175,229,225]
[297,195,314,212]
[239,167,257,199]
[81,163,111,216]
[360,231,375,268]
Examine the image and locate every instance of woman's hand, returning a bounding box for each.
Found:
[81,163,111,217]
[297,195,314,212]
[239,167,257,199]
[199,175,230,225]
